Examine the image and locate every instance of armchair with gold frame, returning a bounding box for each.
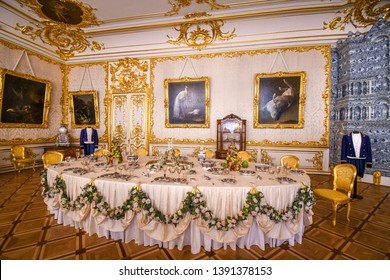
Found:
[313,163,357,226]
[94,149,110,157]
[203,149,214,159]
[280,155,300,169]
[42,151,64,169]
[9,145,37,173]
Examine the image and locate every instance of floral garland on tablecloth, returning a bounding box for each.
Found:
[41,173,315,231]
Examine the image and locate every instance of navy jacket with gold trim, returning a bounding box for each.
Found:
[341,132,372,168]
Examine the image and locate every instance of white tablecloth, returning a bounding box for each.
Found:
[44,157,312,254]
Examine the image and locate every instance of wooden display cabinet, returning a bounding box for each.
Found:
[216,114,246,159]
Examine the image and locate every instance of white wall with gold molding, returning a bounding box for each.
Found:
[150,47,330,171]
[67,64,107,143]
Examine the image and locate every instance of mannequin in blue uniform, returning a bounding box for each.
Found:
[341,131,372,199]
[80,126,98,156]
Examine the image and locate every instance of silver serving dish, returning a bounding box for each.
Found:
[276,177,297,184]
[255,164,270,172]
[145,160,193,169]
[127,155,139,161]
[201,160,215,168]
[207,167,229,175]
[151,176,188,184]
[220,178,237,184]
[290,169,305,175]
[239,169,256,176]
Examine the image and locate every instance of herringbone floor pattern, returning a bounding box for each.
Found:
[0,168,389,260]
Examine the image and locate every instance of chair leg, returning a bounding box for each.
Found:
[346,202,351,222]
[332,202,338,227]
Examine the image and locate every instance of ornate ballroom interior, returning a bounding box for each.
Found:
[0,0,389,261]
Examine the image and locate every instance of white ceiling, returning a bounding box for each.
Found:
[0,0,372,63]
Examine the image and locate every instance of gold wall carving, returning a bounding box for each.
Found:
[113,124,126,145]
[167,12,236,50]
[260,149,274,164]
[306,151,324,170]
[109,58,149,93]
[165,0,230,16]
[324,0,390,30]
[15,0,104,60]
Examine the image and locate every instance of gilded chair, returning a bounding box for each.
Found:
[94,149,110,157]
[313,163,357,226]
[174,148,181,157]
[42,151,64,169]
[203,149,214,159]
[280,155,300,169]
[237,151,252,162]
[10,145,36,173]
[136,147,149,157]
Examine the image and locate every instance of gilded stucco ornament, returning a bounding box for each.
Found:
[306,151,324,170]
[15,0,104,60]
[165,0,229,16]
[167,12,236,50]
[324,0,390,30]
[109,58,149,93]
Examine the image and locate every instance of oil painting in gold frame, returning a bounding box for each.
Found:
[164,77,210,128]
[0,68,51,128]
[69,90,100,128]
[254,71,306,128]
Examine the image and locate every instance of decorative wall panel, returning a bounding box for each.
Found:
[67,64,107,143]
[0,42,62,144]
[151,47,330,148]
[107,59,150,152]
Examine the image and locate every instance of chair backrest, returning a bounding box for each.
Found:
[94,149,110,157]
[11,145,26,159]
[203,149,214,159]
[174,148,181,157]
[136,147,149,156]
[333,163,357,195]
[42,151,64,168]
[280,155,300,168]
[237,151,252,162]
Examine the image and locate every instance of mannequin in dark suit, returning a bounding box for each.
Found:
[341,131,372,199]
[80,127,98,156]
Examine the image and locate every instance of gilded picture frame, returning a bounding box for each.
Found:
[164,77,210,128]
[0,68,51,128]
[69,90,100,128]
[254,71,306,128]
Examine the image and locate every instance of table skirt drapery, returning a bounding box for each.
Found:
[45,163,312,254]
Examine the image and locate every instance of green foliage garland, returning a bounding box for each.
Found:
[42,173,315,231]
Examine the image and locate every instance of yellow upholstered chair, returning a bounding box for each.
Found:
[313,163,357,226]
[203,149,214,159]
[174,148,181,157]
[237,151,252,162]
[94,149,110,157]
[10,145,36,173]
[42,151,64,169]
[136,147,149,157]
[280,155,300,169]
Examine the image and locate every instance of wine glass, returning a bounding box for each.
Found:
[162,165,168,178]
[118,164,124,175]
[112,158,119,173]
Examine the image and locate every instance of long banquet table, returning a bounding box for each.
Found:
[43,156,313,254]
